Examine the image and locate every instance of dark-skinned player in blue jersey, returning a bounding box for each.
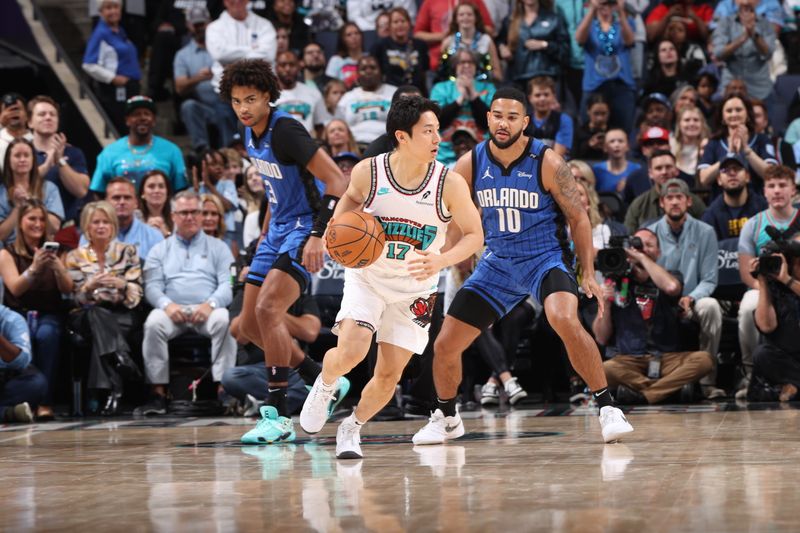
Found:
[220,59,348,443]
[412,87,635,445]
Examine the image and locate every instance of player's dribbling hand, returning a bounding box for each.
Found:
[302,236,325,273]
[582,276,605,319]
[407,249,445,281]
[322,218,335,255]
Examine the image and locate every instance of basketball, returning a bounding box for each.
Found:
[326,211,385,268]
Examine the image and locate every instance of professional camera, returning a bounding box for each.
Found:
[751,225,800,277]
[595,235,643,277]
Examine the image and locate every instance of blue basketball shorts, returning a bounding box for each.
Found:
[246,218,312,291]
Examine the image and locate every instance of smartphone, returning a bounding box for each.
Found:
[43,241,60,252]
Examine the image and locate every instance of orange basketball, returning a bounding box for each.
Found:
[326,211,386,268]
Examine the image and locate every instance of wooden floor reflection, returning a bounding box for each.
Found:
[3,406,800,532]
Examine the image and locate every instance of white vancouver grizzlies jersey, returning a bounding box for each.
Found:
[359,152,452,296]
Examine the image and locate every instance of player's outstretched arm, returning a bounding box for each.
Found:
[542,149,604,317]
[408,169,484,281]
[301,148,349,273]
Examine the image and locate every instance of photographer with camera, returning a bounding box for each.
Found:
[747,232,800,402]
[736,165,798,398]
[594,229,713,404]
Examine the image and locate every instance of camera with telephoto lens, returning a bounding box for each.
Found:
[595,235,643,277]
[751,226,800,277]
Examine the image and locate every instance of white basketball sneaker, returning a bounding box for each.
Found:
[599,406,634,443]
[336,414,363,459]
[300,375,336,434]
[412,409,465,445]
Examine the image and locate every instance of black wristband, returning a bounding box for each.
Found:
[311,194,339,237]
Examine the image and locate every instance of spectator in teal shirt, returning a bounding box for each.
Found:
[429,49,495,167]
[90,96,188,196]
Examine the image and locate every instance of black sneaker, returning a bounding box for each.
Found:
[615,385,647,405]
[133,395,168,416]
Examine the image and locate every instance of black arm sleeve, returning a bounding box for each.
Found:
[271,117,320,168]
[470,97,490,130]
[439,102,462,130]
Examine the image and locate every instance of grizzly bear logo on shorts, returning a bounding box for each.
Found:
[409,294,437,328]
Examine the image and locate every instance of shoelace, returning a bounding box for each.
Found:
[309,384,336,413]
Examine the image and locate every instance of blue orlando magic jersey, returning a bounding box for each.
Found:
[245,108,324,224]
[472,138,565,259]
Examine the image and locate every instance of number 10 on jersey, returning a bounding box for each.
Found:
[496,208,521,233]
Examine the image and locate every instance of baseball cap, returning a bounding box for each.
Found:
[719,152,746,169]
[125,95,156,116]
[452,124,480,142]
[642,92,671,110]
[187,6,210,23]
[333,151,360,164]
[640,126,670,143]
[660,178,690,198]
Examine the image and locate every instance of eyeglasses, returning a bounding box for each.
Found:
[174,209,201,217]
[202,210,220,217]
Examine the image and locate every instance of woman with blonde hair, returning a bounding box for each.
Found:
[200,193,227,240]
[0,199,73,419]
[66,200,143,415]
[239,165,265,215]
[671,105,709,185]
[567,159,598,191]
[322,119,360,158]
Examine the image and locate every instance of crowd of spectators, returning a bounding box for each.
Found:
[2,0,800,421]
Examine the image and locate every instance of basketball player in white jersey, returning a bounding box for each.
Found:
[300,96,484,459]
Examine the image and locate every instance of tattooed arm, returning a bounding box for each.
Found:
[542,149,604,317]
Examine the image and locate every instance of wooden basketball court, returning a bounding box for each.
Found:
[2,404,798,531]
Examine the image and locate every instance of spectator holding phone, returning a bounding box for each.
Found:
[0,199,72,419]
[575,94,610,160]
[0,93,33,172]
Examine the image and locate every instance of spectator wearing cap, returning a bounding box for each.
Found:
[0,94,33,173]
[647,178,724,399]
[82,0,141,133]
[592,129,641,194]
[574,0,637,134]
[525,76,573,158]
[205,0,277,93]
[637,93,673,138]
[337,57,398,149]
[735,165,798,399]
[622,125,672,203]
[28,96,90,224]
[333,151,360,180]
[90,96,188,196]
[625,150,706,232]
[174,6,239,152]
[275,50,331,138]
[711,0,777,100]
[452,127,480,161]
[697,93,777,198]
[429,49,494,167]
[701,153,767,241]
